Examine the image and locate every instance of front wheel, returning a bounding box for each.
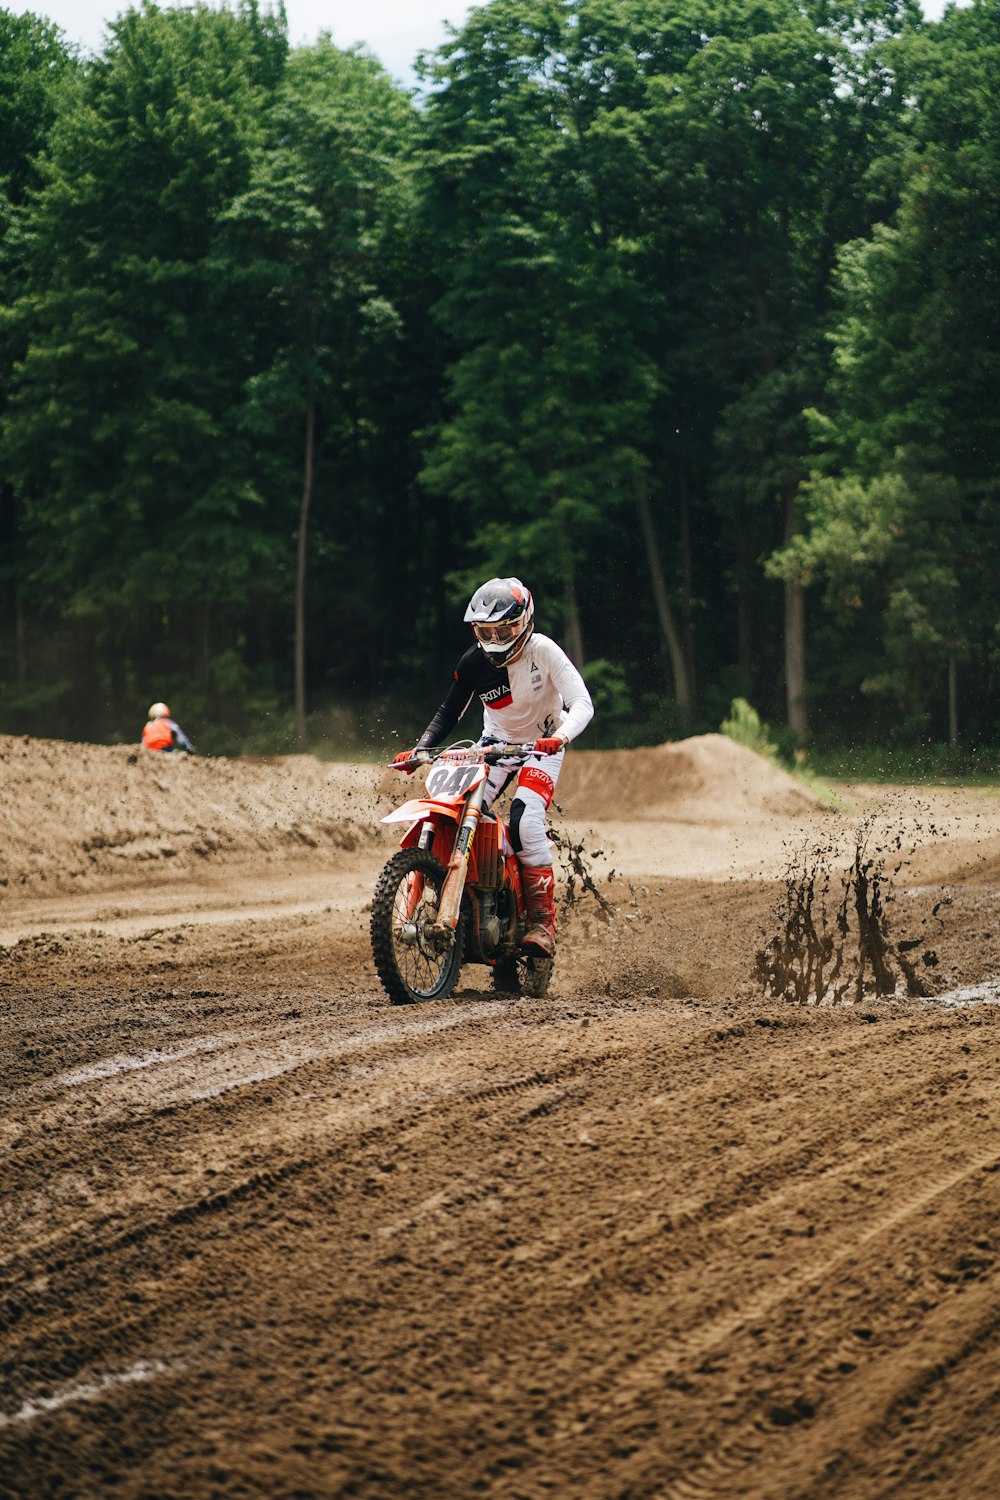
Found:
[371,848,464,1005]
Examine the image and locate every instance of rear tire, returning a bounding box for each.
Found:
[493,950,553,999]
[371,849,464,1005]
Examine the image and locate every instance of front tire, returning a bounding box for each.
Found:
[371,849,464,1005]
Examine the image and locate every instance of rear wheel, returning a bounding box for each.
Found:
[493,949,553,999]
[371,849,464,1005]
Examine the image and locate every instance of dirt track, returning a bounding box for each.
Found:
[1,735,999,1499]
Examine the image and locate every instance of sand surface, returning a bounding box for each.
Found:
[2,732,998,1498]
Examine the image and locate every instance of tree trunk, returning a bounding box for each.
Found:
[550,501,585,665]
[948,655,959,749]
[251,591,273,671]
[636,483,693,720]
[783,482,808,742]
[561,557,585,667]
[295,401,316,751]
[677,470,698,715]
[108,649,125,737]
[735,504,753,683]
[197,604,210,692]
[15,595,26,681]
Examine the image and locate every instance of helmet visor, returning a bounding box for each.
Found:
[473,619,523,646]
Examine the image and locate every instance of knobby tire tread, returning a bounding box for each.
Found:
[493,950,553,999]
[370,848,464,1005]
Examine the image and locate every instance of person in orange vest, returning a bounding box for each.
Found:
[141,702,194,753]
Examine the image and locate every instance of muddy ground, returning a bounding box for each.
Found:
[1,734,998,1499]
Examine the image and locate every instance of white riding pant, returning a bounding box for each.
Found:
[480,745,564,869]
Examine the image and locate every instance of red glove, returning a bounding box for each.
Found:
[391,749,418,774]
[533,736,565,756]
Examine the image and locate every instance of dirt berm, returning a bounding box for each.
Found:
[0,731,823,897]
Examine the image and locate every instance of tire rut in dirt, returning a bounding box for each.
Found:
[3,857,1000,1498]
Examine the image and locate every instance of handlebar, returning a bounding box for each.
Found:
[388,742,539,772]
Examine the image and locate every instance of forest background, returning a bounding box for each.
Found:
[0,0,997,769]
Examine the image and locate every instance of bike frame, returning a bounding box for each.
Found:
[382,746,528,940]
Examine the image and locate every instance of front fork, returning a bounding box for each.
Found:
[427,781,486,939]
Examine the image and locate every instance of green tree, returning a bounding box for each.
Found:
[0,7,76,214]
[0,7,78,716]
[419,1,687,707]
[772,0,1000,746]
[1,2,286,736]
[417,1,914,734]
[221,36,417,744]
[630,0,918,739]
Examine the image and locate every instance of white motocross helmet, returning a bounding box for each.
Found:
[464,577,535,668]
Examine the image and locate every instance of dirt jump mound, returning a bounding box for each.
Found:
[555,732,825,820]
[0,734,387,897]
[0,732,822,901]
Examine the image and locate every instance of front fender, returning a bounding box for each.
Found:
[381,797,461,826]
[382,798,462,851]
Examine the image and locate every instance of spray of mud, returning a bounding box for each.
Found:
[548,815,616,924]
[547,815,692,1001]
[754,813,950,1005]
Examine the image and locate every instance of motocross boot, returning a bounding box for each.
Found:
[521,865,557,958]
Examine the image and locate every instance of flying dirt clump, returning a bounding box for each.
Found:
[754,814,950,1005]
[549,817,615,921]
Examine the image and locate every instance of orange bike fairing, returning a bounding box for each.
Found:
[471,815,502,888]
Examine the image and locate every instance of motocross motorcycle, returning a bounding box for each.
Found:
[370,742,554,1005]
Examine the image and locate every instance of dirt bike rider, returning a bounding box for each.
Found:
[393,577,593,959]
[141,702,194,754]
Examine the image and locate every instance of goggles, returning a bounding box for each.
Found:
[474,619,523,645]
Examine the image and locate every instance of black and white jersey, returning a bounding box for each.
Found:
[417,634,594,751]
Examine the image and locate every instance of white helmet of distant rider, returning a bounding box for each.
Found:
[464,577,534,668]
[148,702,171,719]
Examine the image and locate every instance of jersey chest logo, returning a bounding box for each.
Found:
[480,676,513,710]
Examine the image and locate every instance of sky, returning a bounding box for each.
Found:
[9,2,475,84]
[7,0,966,89]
